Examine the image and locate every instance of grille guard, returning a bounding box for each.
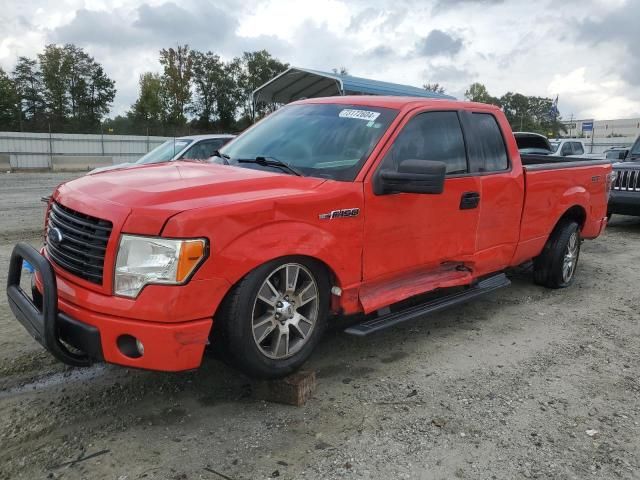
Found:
[6,242,99,367]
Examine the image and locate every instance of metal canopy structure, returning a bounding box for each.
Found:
[252,67,455,108]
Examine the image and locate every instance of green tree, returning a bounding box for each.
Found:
[238,50,289,119]
[0,68,19,130]
[159,45,193,127]
[464,82,500,105]
[500,92,565,136]
[39,44,70,125]
[216,58,244,131]
[83,64,116,127]
[189,50,225,130]
[130,72,165,134]
[423,82,446,94]
[35,44,116,131]
[12,56,45,130]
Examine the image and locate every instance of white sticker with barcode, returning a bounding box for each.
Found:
[339,109,380,122]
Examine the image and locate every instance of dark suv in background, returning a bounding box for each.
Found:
[609,136,640,218]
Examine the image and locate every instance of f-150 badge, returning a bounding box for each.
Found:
[319,208,360,220]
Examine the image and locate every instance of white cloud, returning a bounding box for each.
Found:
[0,0,638,120]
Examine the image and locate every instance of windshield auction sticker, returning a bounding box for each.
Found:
[339,109,381,122]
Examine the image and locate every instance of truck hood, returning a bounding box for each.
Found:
[56,161,326,234]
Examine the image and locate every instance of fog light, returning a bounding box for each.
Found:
[117,334,144,359]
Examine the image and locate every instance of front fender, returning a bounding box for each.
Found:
[214,220,362,289]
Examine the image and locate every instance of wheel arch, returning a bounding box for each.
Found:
[556,205,587,232]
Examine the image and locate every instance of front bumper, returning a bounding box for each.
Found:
[7,243,213,371]
[609,190,640,217]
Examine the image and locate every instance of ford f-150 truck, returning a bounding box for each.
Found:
[7,97,612,378]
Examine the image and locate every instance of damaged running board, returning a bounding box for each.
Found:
[344,273,510,337]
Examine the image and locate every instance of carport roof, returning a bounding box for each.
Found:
[252,67,455,105]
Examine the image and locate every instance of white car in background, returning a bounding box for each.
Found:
[90,134,235,174]
[548,138,588,157]
[515,133,592,158]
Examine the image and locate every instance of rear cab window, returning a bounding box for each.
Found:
[465,113,509,173]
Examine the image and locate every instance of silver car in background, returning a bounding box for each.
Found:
[89,134,235,174]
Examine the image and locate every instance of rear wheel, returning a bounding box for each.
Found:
[217,258,329,379]
[533,220,581,289]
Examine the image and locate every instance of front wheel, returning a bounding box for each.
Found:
[533,220,581,288]
[217,258,330,379]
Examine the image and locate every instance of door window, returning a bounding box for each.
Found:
[572,142,584,155]
[380,111,467,174]
[561,143,573,156]
[466,113,509,172]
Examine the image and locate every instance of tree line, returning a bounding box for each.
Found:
[109,46,289,136]
[0,43,289,136]
[0,44,565,137]
[0,44,116,133]
[462,83,565,137]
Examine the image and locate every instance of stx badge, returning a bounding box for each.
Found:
[319,208,360,220]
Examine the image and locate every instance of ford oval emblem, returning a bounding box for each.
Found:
[48,227,64,245]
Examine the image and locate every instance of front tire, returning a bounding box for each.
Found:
[533,220,581,289]
[217,257,330,379]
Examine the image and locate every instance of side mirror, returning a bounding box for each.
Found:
[374,159,447,195]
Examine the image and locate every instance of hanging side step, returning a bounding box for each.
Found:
[344,273,510,337]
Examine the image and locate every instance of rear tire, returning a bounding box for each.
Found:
[215,257,330,379]
[533,220,581,289]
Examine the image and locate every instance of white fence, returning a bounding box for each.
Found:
[0,132,172,170]
[580,136,636,154]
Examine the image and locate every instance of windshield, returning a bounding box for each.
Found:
[220,104,398,181]
[549,142,560,152]
[136,139,192,165]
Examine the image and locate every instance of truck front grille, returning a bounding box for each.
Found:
[45,202,113,285]
[613,168,640,192]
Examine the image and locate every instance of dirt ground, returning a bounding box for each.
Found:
[0,172,638,480]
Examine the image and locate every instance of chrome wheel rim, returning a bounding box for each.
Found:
[251,263,319,360]
[562,232,579,283]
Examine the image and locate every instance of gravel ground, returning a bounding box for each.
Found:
[0,172,638,480]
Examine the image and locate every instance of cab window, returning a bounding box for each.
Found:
[466,113,509,172]
[379,111,467,174]
[572,142,584,155]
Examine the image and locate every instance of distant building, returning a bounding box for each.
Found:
[560,117,640,153]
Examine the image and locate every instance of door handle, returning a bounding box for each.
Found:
[460,191,480,210]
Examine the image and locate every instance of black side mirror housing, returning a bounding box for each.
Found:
[374,159,447,195]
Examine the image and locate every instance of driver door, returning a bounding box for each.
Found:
[362,110,481,282]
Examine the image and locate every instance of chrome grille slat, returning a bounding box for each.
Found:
[613,168,640,191]
[45,202,112,285]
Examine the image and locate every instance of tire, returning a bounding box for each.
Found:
[215,257,330,379]
[533,220,581,289]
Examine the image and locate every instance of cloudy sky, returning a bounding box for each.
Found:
[1,0,638,120]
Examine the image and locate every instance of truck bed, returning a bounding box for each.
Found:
[517,157,610,265]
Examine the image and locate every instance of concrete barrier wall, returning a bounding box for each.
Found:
[0,132,170,169]
[0,154,10,172]
[51,156,114,172]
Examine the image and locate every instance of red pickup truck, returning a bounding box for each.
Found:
[8,97,612,378]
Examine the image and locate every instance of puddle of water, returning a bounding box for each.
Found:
[0,364,108,399]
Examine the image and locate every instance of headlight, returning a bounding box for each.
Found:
[114,235,207,298]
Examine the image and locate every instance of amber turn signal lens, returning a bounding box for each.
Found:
[176,240,206,282]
